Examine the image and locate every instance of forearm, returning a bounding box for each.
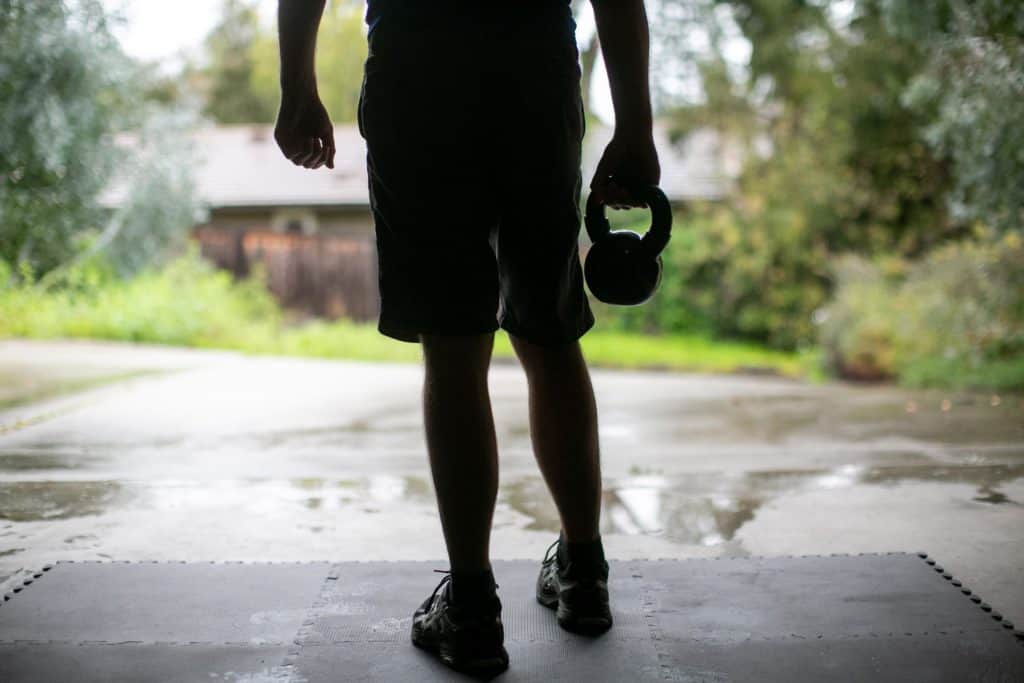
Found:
[591,0,653,136]
[278,0,326,96]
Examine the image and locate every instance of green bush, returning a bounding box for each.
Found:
[593,204,829,350]
[1,248,803,377]
[0,248,281,348]
[820,230,1024,390]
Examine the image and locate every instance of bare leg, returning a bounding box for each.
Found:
[510,335,602,543]
[420,332,498,573]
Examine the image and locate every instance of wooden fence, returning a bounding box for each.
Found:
[193,228,379,321]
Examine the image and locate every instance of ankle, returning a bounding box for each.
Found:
[557,532,607,575]
[450,567,497,606]
[561,530,600,544]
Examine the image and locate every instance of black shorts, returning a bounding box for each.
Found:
[357,7,594,346]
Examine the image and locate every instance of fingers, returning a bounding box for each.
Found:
[283,130,335,170]
[591,176,648,210]
[301,139,322,168]
[286,137,330,169]
[311,134,333,170]
[306,139,325,169]
[286,138,314,166]
[323,128,336,169]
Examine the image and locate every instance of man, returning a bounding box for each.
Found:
[276,0,659,674]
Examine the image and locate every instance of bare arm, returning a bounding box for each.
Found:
[275,0,335,169]
[589,0,660,206]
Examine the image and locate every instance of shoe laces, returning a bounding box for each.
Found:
[542,538,561,566]
[427,569,453,604]
[543,537,607,581]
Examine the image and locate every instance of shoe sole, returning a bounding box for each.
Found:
[411,626,510,675]
[537,588,613,636]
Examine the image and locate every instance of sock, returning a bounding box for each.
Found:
[450,567,497,607]
[557,532,607,576]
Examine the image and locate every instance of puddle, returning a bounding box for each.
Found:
[0,453,106,471]
[0,481,127,522]
[504,463,1024,548]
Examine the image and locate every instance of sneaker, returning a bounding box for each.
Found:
[536,536,613,635]
[411,569,510,675]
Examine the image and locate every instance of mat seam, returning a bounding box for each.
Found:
[914,551,1023,648]
[634,562,676,680]
[5,555,1022,648]
[278,562,342,681]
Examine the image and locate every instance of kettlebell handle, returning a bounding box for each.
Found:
[585,183,672,257]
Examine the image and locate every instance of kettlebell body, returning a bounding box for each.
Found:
[584,184,672,306]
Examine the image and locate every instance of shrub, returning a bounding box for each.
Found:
[0,247,281,347]
[820,230,1024,390]
[593,204,829,350]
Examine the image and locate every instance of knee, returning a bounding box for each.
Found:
[509,334,581,378]
[421,332,494,377]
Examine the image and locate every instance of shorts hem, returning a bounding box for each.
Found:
[378,317,501,344]
[498,314,595,348]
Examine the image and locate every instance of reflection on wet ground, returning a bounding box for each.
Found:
[0,476,434,524]
[0,481,126,522]
[3,463,1019,561]
[1,342,1022,622]
[0,453,108,471]
[504,463,1024,550]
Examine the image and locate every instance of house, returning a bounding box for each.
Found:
[112,122,732,321]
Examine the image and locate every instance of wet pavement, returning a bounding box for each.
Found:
[1,339,1022,625]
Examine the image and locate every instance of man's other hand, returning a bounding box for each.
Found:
[274,92,336,169]
[590,131,660,209]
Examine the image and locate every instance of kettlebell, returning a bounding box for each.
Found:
[584,183,672,306]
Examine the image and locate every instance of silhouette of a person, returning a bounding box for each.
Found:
[276,0,659,674]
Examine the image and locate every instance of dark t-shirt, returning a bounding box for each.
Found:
[365,0,573,35]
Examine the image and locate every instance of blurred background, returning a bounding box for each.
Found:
[1,0,1022,617]
[3,0,1022,387]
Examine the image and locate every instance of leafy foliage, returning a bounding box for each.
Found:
[200,0,367,124]
[0,249,802,376]
[639,0,967,348]
[821,230,1024,390]
[0,0,127,274]
[200,0,277,124]
[100,110,207,278]
[0,0,203,282]
[883,0,1024,233]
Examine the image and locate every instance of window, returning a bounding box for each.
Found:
[271,209,318,235]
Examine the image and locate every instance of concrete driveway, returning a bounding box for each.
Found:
[1,340,1022,624]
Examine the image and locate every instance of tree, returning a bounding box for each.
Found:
[0,0,126,275]
[633,0,958,347]
[884,0,1024,234]
[201,0,277,124]
[99,110,206,279]
[0,0,202,281]
[200,0,368,125]
[250,0,367,124]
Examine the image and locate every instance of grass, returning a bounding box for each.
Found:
[0,252,806,378]
[900,355,1024,394]
[264,324,808,377]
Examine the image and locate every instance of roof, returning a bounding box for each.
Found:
[101,121,732,210]
[582,121,734,203]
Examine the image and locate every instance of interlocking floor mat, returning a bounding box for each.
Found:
[1,554,1021,681]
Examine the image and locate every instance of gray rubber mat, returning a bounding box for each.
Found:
[1,554,1021,682]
